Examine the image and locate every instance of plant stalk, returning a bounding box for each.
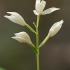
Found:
[36,49,40,70]
[36,15,40,70]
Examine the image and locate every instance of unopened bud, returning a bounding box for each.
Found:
[4,12,26,26]
[48,20,64,37]
[12,31,33,45]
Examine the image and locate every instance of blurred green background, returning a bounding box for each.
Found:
[0,0,70,70]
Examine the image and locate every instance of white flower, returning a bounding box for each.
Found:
[33,0,60,15]
[4,12,26,26]
[48,20,64,37]
[12,31,32,45]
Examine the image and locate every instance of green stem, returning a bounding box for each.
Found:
[37,15,40,27]
[30,44,37,53]
[36,49,40,70]
[36,15,40,70]
[26,23,36,34]
[39,35,50,48]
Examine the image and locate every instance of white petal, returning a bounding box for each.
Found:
[12,36,25,43]
[14,32,30,39]
[41,1,46,6]
[7,12,19,15]
[36,1,46,15]
[48,20,64,37]
[42,7,60,15]
[33,10,39,15]
[35,0,40,8]
[4,12,26,26]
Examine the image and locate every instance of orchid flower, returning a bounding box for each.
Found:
[33,0,60,15]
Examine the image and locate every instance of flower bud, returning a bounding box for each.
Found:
[12,31,32,45]
[4,12,26,26]
[48,20,64,37]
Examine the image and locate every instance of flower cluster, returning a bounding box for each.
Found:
[4,1,64,70]
[4,0,64,49]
